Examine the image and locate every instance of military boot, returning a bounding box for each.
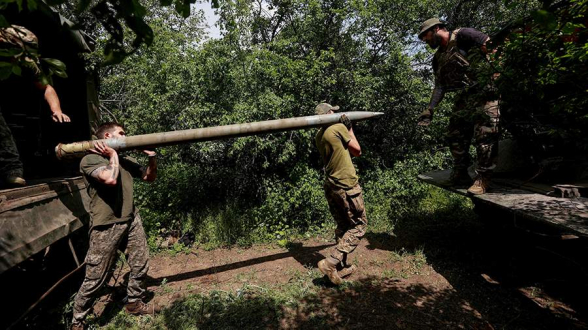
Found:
[338,265,357,278]
[468,176,490,195]
[125,300,160,315]
[449,168,472,186]
[318,258,343,285]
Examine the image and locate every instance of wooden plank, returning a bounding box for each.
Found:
[418,170,588,237]
[0,178,90,274]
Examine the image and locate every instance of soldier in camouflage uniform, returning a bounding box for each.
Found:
[315,103,368,285]
[417,18,500,195]
[71,123,157,330]
[0,25,71,187]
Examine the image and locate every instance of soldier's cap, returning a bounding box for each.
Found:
[418,18,445,39]
[0,25,39,50]
[315,103,340,115]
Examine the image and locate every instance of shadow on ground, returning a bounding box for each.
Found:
[158,276,496,330]
[146,242,332,285]
[364,195,588,329]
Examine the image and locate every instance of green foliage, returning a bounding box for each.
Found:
[87,0,554,249]
[249,165,330,241]
[496,0,588,154]
[363,151,451,231]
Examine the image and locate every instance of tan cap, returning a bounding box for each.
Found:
[0,25,39,50]
[418,18,445,39]
[315,103,340,115]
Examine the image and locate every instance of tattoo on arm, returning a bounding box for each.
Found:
[89,162,119,182]
[90,166,108,179]
[109,159,120,181]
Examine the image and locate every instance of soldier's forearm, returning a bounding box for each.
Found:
[142,156,157,182]
[428,86,445,110]
[91,154,120,185]
[44,85,63,114]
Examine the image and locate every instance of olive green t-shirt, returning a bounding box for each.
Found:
[315,123,358,189]
[80,154,143,228]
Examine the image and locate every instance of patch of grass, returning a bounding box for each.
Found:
[101,311,140,330]
[159,278,175,294]
[389,247,428,279]
[97,268,338,330]
[235,270,258,283]
[382,269,400,278]
[166,242,191,256]
[155,286,285,330]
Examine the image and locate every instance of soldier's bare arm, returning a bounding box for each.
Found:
[140,150,157,182]
[419,86,445,126]
[89,142,120,185]
[34,82,71,123]
[347,128,361,157]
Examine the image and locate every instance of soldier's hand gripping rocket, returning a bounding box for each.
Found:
[417,108,433,126]
[339,114,353,130]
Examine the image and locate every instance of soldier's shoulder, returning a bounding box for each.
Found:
[329,123,347,130]
[81,153,105,165]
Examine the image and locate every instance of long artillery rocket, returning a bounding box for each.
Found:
[55,111,384,159]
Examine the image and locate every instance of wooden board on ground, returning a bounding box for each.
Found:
[0,177,90,274]
[418,170,588,238]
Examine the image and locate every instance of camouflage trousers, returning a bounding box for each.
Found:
[324,182,368,262]
[0,111,23,178]
[73,213,149,322]
[447,89,500,175]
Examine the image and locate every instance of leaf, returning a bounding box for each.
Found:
[42,58,67,71]
[0,14,9,28]
[77,0,92,12]
[0,48,22,57]
[27,0,37,11]
[174,0,190,18]
[38,73,52,86]
[53,69,68,78]
[103,46,127,66]
[531,9,557,30]
[561,22,584,35]
[11,64,21,76]
[0,66,12,80]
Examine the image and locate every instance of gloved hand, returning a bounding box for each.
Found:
[339,114,352,130]
[417,108,433,126]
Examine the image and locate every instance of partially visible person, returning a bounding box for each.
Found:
[0,25,70,188]
[417,18,500,195]
[71,122,157,330]
[315,103,368,285]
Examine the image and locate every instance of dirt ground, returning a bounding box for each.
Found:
[91,215,588,330]
[5,210,588,329]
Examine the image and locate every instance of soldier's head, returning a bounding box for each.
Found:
[315,103,340,115]
[418,18,448,49]
[96,122,126,139]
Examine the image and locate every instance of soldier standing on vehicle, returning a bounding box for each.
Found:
[417,18,500,195]
[315,103,368,285]
[0,25,71,188]
[71,122,157,330]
